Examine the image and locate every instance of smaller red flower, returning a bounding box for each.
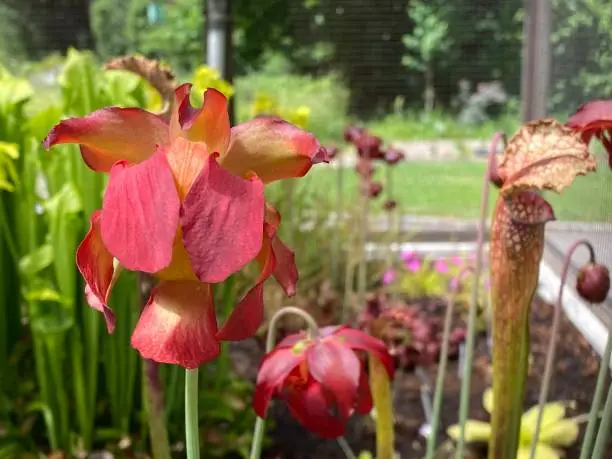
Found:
[362,181,383,198]
[567,100,612,168]
[576,262,610,304]
[253,325,393,438]
[383,199,397,211]
[344,124,366,143]
[356,134,384,160]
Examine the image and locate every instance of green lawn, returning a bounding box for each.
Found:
[304,156,612,222]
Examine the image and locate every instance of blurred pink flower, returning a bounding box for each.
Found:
[382,269,396,286]
[434,260,449,274]
[401,250,417,264]
[406,259,421,273]
[450,255,464,266]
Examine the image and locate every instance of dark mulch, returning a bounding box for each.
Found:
[230,297,612,458]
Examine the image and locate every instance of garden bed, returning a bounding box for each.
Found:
[230,296,611,459]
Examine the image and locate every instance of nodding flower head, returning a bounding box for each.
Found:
[577,262,610,304]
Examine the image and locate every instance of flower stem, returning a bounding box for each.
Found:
[337,437,358,459]
[580,319,612,458]
[426,267,474,458]
[455,132,498,459]
[591,378,612,459]
[249,307,320,459]
[333,153,345,290]
[185,368,200,459]
[528,240,595,459]
[144,360,171,459]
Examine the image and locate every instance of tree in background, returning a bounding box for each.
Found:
[401,0,453,112]
[550,0,612,113]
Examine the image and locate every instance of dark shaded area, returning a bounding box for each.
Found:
[2,0,93,58]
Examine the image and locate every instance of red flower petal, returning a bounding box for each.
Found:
[216,231,277,341]
[100,150,180,273]
[130,280,219,369]
[356,365,373,414]
[284,379,346,438]
[276,332,308,349]
[271,236,298,296]
[178,87,231,154]
[252,347,304,417]
[332,327,395,379]
[180,154,264,283]
[221,116,329,183]
[306,340,361,419]
[567,99,612,139]
[43,107,169,171]
[76,210,117,332]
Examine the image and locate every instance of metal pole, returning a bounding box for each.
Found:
[206,0,234,123]
[520,0,552,122]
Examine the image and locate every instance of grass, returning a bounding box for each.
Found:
[306,155,612,222]
[366,111,521,141]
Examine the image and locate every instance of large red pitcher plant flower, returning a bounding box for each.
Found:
[43,84,328,369]
[567,99,612,168]
[253,325,394,438]
[488,119,596,459]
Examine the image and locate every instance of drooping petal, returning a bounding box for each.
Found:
[216,231,277,341]
[332,327,395,379]
[178,87,231,154]
[100,150,180,273]
[76,210,117,332]
[270,236,298,296]
[284,378,346,439]
[180,154,264,283]
[264,202,281,236]
[307,340,361,419]
[221,116,329,183]
[43,107,169,171]
[566,99,612,145]
[130,280,219,369]
[252,347,304,417]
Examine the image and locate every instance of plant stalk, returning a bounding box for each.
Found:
[426,267,474,458]
[185,368,200,459]
[370,354,394,459]
[144,360,172,459]
[528,240,595,459]
[455,133,496,459]
[580,316,612,458]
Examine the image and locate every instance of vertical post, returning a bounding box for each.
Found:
[206,0,234,123]
[520,0,552,122]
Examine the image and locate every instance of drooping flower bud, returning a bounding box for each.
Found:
[344,124,366,143]
[383,199,397,211]
[362,181,383,198]
[384,148,404,166]
[356,134,384,159]
[576,262,610,304]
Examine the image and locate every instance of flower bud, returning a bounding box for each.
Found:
[362,181,383,198]
[489,154,504,188]
[355,158,375,177]
[356,134,383,159]
[343,124,365,143]
[384,148,404,165]
[576,263,610,304]
[326,146,339,160]
[383,200,397,211]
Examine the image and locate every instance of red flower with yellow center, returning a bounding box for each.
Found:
[253,325,393,438]
[43,84,328,369]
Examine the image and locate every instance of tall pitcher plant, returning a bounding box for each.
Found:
[488,120,596,458]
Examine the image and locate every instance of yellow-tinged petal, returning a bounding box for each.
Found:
[447,421,492,443]
[43,107,169,171]
[165,137,209,201]
[221,116,329,183]
[483,388,493,414]
[516,444,561,459]
[521,402,567,432]
[538,420,580,447]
